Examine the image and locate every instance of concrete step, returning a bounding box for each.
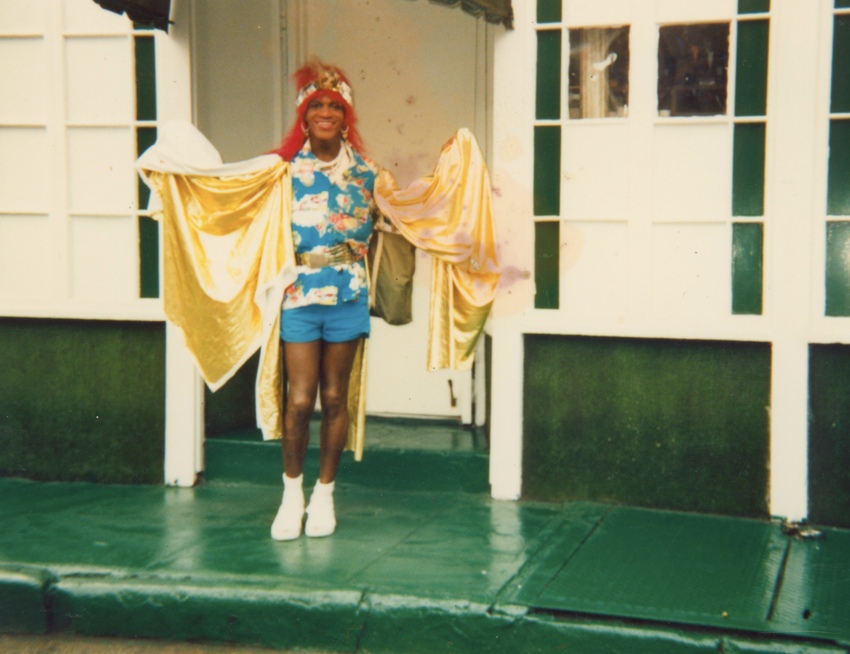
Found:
[204,419,490,494]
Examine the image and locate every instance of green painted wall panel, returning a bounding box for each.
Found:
[139,216,159,299]
[205,352,259,436]
[485,333,492,439]
[536,30,561,120]
[534,221,560,309]
[134,35,156,121]
[735,20,769,117]
[523,335,770,517]
[831,15,850,113]
[0,319,165,484]
[828,120,850,215]
[137,127,160,299]
[136,127,157,214]
[537,0,561,23]
[733,122,766,216]
[732,222,764,315]
[738,0,770,13]
[809,344,850,529]
[825,221,850,316]
[534,126,560,216]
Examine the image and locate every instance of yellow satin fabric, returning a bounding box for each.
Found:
[144,161,295,446]
[374,128,500,370]
[141,128,498,459]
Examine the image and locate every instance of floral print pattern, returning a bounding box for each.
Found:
[283,142,378,310]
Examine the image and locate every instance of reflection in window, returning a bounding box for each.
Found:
[568,27,629,119]
[658,23,730,117]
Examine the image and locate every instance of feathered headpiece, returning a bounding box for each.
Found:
[273,58,364,161]
[294,62,354,109]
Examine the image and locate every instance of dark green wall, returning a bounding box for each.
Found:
[808,344,850,529]
[0,319,165,484]
[523,335,771,517]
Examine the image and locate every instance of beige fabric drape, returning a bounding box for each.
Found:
[138,123,498,459]
[375,128,500,371]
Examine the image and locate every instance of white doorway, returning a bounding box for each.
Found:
[191,0,493,424]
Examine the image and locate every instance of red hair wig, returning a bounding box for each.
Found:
[272,59,365,161]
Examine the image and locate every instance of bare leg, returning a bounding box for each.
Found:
[317,339,360,483]
[281,340,321,478]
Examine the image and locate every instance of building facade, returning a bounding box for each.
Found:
[1,0,848,528]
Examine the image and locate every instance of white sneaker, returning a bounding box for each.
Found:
[305,481,336,538]
[271,474,304,541]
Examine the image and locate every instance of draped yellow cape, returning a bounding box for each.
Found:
[137,124,499,460]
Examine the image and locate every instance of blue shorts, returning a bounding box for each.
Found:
[280,295,370,343]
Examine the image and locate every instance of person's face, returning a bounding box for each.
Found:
[304,94,345,144]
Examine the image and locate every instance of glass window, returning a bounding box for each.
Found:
[568,27,630,119]
[658,23,730,117]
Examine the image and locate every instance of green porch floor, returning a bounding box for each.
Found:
[1,427,849,653]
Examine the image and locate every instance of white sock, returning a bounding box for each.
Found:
[283,473,303,489]
[312,480,335,496]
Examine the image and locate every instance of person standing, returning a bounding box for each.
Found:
[269,60,376,541]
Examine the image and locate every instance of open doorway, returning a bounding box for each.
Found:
[194,0,493,455]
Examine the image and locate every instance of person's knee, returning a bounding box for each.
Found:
[320,387,348,418]
[286,392,315,423]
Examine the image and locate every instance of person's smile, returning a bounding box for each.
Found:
[306,96,345,142]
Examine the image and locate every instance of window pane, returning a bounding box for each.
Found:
[535,221,560,309]
[534,125,560,216]
[568,27,629,119]
[735,20,769,117]
[537,0,561,23]
[837,0,850,9]
[738,0,770,13]
[831,15,850,114]
[828,119,850,215]
[733,122,765,216]
[536,30,561,120]
[732,222,763,315]
[826,221,850,316]
[135,35,156,121]
[658,23,730,117]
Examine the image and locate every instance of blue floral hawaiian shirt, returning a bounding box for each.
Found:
[283,142,378,309]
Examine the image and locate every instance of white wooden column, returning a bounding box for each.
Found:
[765,1,825,520]
[488,0,536,500]
[157,0,204,487]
